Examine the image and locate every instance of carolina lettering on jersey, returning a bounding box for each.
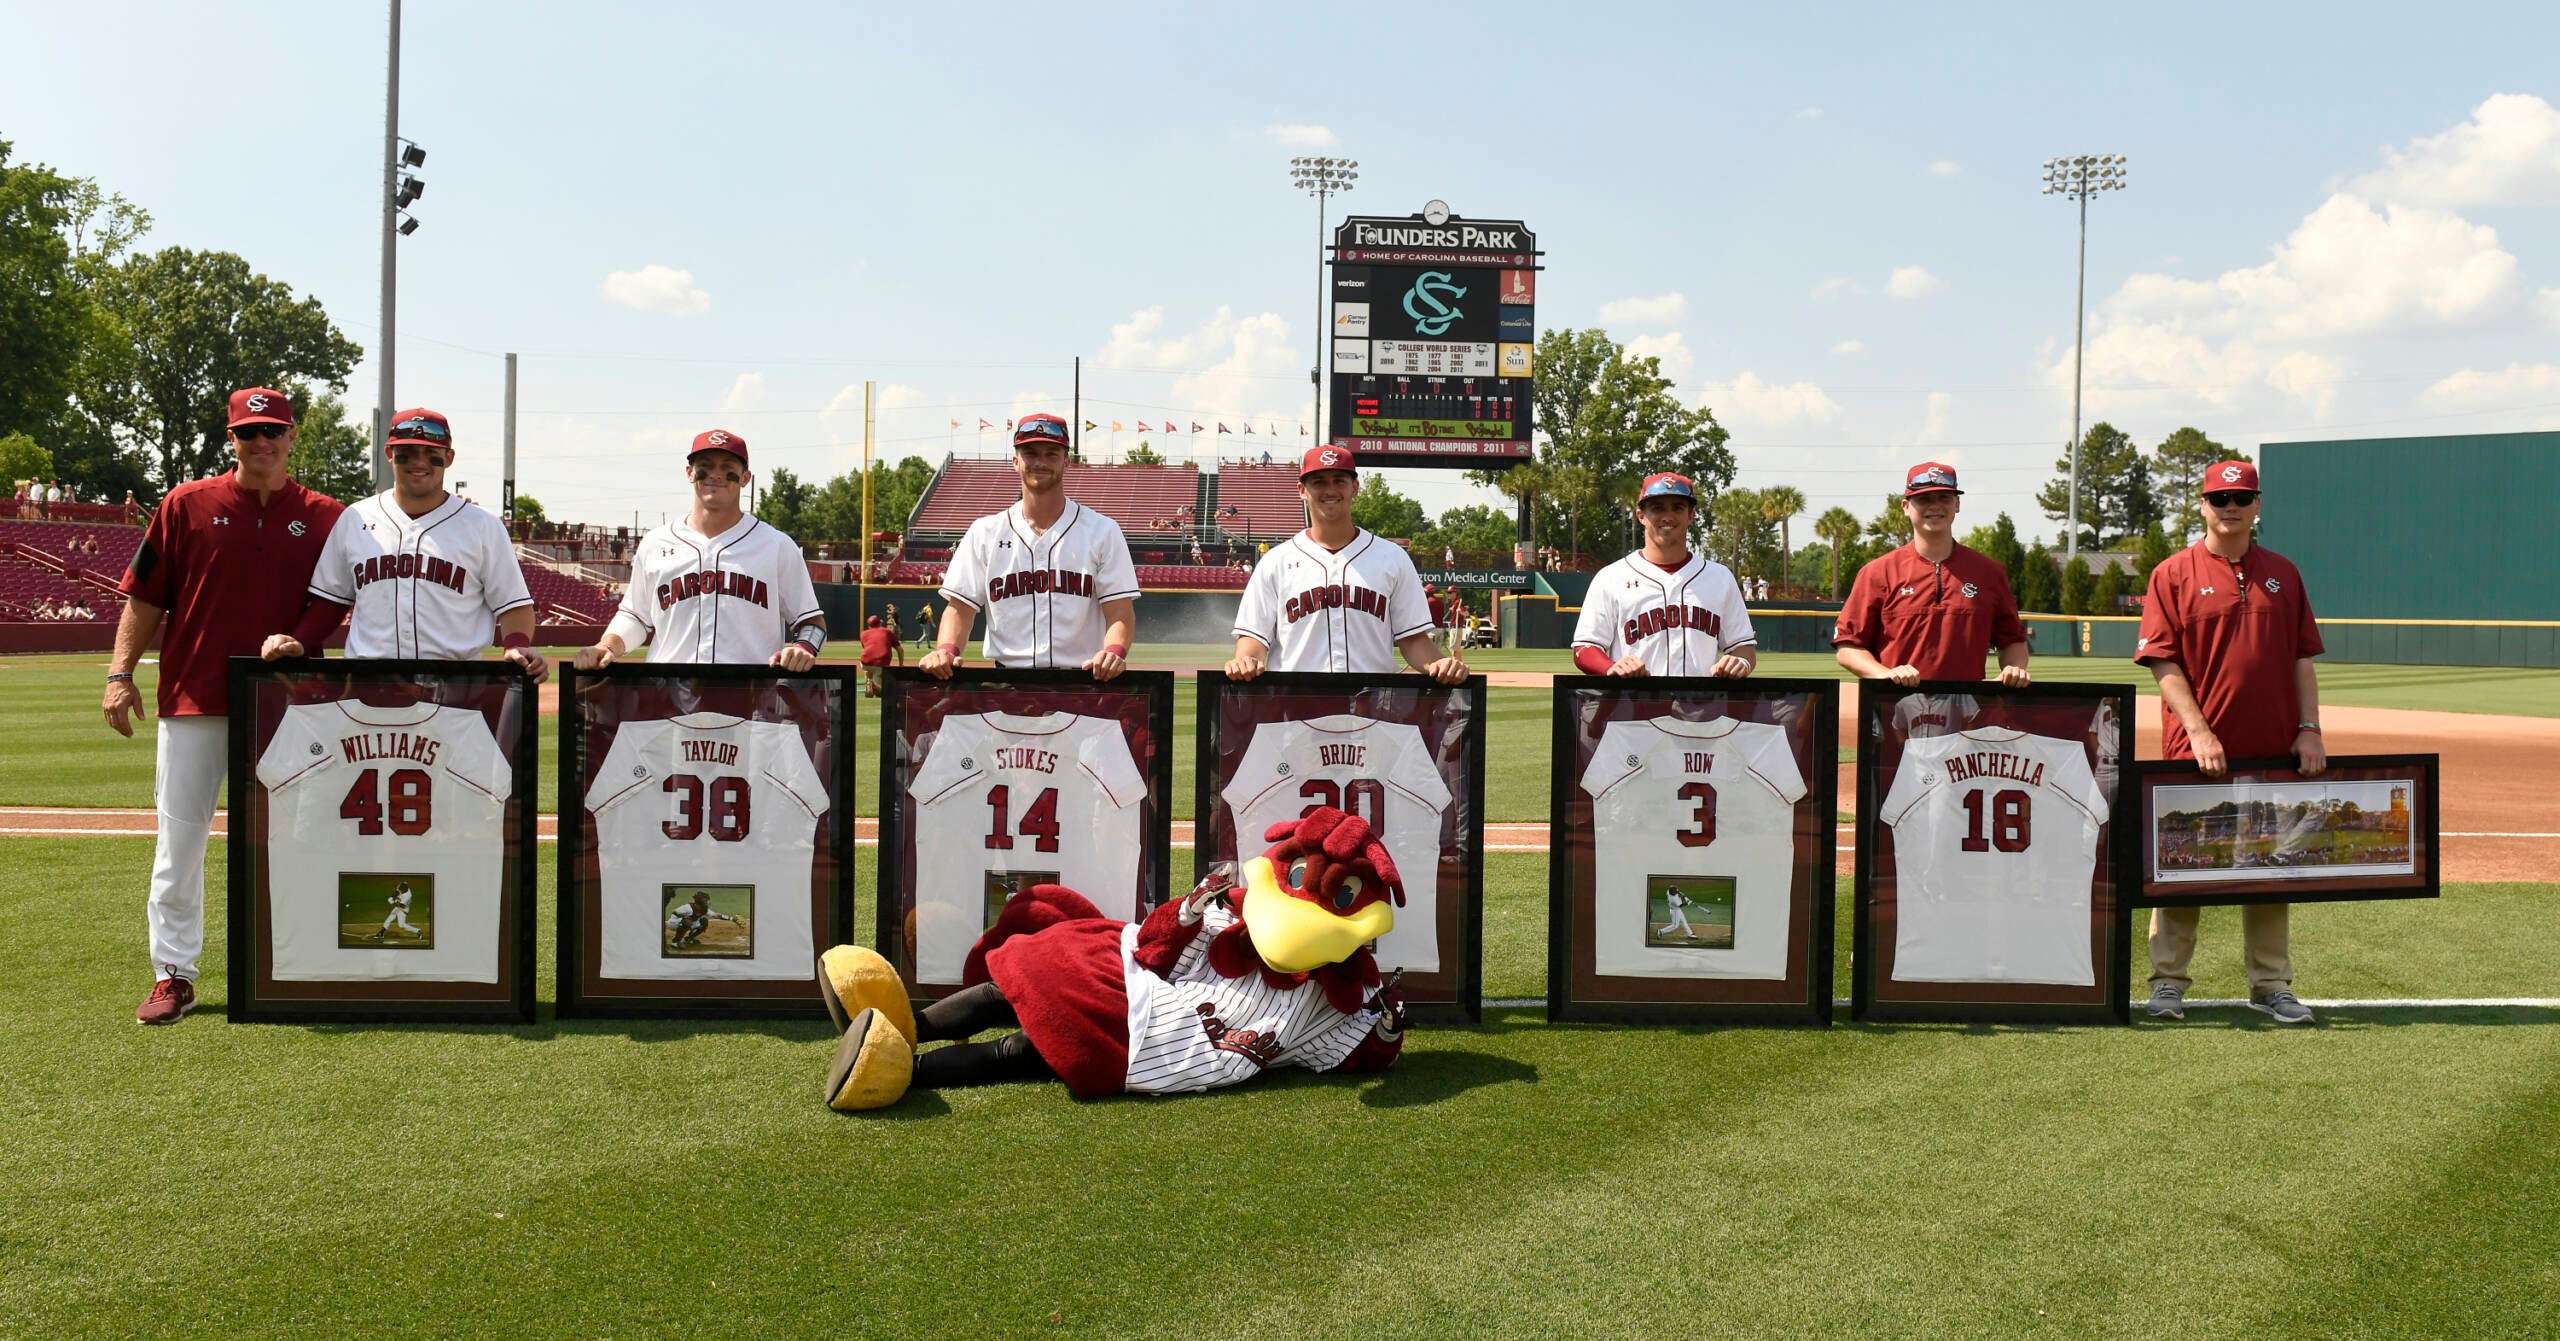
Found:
[1944,751,2048,787]
[993,746,1060,773]
[986,568,1096,603]
[350,552,470,594]
[657,569,771,612]
[338,731,444,767]
[1624,604,1723,644]
[1284,582,1391,625]
[681,740,738,766]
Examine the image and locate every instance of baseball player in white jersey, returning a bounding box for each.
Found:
[1226,446,1467,682]
[574,431,826,670]
[1571,473,1756,679]
[923,413,1138,679]
[260,408,546,677]
[1662,887,1696,940]
[372,883,420,941]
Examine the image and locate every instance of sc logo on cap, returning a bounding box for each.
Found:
[1321,450,1341,466]
[2220,465,2245,483]
[707,431,730,447]
[247,393,271,413]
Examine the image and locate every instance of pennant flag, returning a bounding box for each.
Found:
[1084,420,1098,431]
[1217,423,1232,434]
[978,418,993,430]
[1242,423,1255,434]
[1006,419,1016,431]
[949,419,961,430]
[1299,424,1309,435]
[1111,421,1123,433]
[1191,422,1205,433]
[1132,421,1149,433]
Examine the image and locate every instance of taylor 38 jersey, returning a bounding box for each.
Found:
[1222,715,1452,974]
[936,499,1140,669]
[1881,726,2109,985]
[1579,717,1806,979]
[308,492,534,660]
[907,712,1148,986]
[586,712,831,982]
[1572,551,1757,676]
[1232,529,1433,674]
[254,700,511,982]
[607,516,823,664]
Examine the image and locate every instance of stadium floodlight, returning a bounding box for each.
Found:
[400,140,426,168]
[2043,152,2131,567]
[397,214,419,236]
[1289,154,1358,451]
[395,176,424,206]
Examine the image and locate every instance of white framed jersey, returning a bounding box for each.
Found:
[1880,726,2109,985]
[1120,903,1379,1094]
[587,712,831,981]
[1221,714,1453,973]
[1232,530,1433,674]
[308,492,534,660]
[1579,717,1807,979]
[936,499,1139,669]
[254,700,511,982]
[907,712,1148,986]
[1572,552,1757,676]
[606,517,823,664]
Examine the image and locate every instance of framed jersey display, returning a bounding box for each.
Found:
[1547,678,1839,1025]
[226,658,538,1024]
[1852,680,2136,1025]
[559,664,856,1018]
[2132,754,2439,906]
[878,668,1177,1002]
[1195,670,1488,1025]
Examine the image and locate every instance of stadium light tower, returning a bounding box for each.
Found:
[2043,153,2127,567]
[374,0,428,491]
[1290,155,1356,448]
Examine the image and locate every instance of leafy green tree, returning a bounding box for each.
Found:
[2036,421,2148,549]
[1759,484,1806,583]
[1350,475,1428,538]
[2150,427,2236,542]
[2092,559,2129,613]
[511,494,546,525]
[0,431,52,490]
[2134,521,2174,585]
[1708,486,1781,580]
[2061,554,2094,615]
[754,465,812,536]
[1866,492,1913,546]
[0,142,86,444]
[1124,440,1162,465]
[1962,511,2028,599]
[867,455,939,534]
[1813,505,1862,598]
[1415,503,1515,561]
[284,390,374,503]
[2016,542,2061,613]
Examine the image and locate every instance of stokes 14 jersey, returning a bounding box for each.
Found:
[907,712,1148,986]
[1579,717,1806,979]
[1881,727,2109,985]
[255,700,511,982]
[587,712,832,981]
[607,517,823,665]
[308,492,534,661]
[1222,715,1452,974]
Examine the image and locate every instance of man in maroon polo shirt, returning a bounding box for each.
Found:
[2134,459,2326,1025]
[1833,461,2032,687]
[106,387,344,1024]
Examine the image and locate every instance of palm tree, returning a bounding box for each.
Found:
[1814,505,1861,598]
[1708,487,1763,578]
[1759,485,1806,586]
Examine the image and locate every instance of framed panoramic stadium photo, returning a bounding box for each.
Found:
[2130,754,2440,907]
[1851,679,2137,1026]
[226,658,538,1024]
[558,664,856,1018]
[877,668,1177,1003]
[1195,670,1488,1025]
[1546,678,1839,1026]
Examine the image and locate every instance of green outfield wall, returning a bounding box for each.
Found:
[2261,430,2557,622]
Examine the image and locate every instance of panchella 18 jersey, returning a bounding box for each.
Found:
[906,712,1148,986]
[1880,726,2110,985]
[1221,714,1453,974]
[1578,717,1806,979]
[586,712,832,982]
[255,700,511,982]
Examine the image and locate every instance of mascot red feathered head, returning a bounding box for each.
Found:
[1232,807,1403,974]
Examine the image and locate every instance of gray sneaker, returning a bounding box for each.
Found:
[2249,990,2315,1024]
[2145,983,2186,1020]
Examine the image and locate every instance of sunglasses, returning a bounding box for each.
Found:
[1014,418,1069,443]
[233,424,288,441]
[2205,491,2259,508]
[390,418,452,442]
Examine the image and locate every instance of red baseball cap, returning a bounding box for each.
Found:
[2201,460,2259,494]
[689,429,748,465]
[1013,413,1070,449]
[1904,461,1962,495]
[385,408,454,456]
[1639,473,1696,502]
[228,388,295,428]
[1300,445,1357,479]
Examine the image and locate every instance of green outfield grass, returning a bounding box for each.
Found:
[3,834,2553,1336]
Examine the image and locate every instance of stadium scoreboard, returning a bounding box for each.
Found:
[1328,206,1541,469]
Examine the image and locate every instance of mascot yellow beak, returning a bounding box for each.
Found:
[1239,856,1394,974]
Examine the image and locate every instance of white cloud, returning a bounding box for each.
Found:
[1914,391,1955,446]
[2350,93,2560,208]
[2539,288,2560,330]
[1884,266,1944,299]
[878,384,927,412]
[1598,292,1688,327]
[1811,276,1863,299]
[2421,362,2560,403]
[1622,332,1695,390]
[1832,338,1864,355]
[1695,371,1839,426]
[2265,351,2342,417]
[1929,160,1961,176]
[600,264,710,315]
[721,372,764,414]
[1793,106,1823,120]
[1263,124,1338,148]
[1096,305,1308,429]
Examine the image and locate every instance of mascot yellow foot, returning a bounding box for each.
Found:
[819,945,917,1045]
[824,1008,913,1111]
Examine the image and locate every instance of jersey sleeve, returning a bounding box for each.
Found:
[907,717,985,805]
[1218,726,1281,816]
[478,512,534,617]
[441,709,513,802]
[1079,719,1149,809]
[1570,578,1617,653]
[1385,548,1433,641]
[587,722,660,815]
[2047,738,2108,823]
[1577,722,1638,798]
[936,518,991,613]
[1879,739,1939,826]
[1741,723,1809,805]
[1715,570,1758,651]
[607,551,655,649]
[774,541,823,628]
[1985,565,2027,648]
[255,707,330,792]
[2290,565,2324,658]
[1385,725,1455,813]
[759,721,833,819]
[119,491,184,607]
[307,508,360,604]
[1230,551,1282,646]
[2134,562,2181,666]
[1093,519,1139,604]
[1830,562,1884,649]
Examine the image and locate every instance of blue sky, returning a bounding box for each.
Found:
[9,2,2559,540]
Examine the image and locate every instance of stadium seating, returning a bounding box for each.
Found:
[904,457,1201,542]
[515,557,621,624]
[1211,463,1307,540]
[0,519,141,583]
[0,553,118,620]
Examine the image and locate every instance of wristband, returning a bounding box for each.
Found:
[936,643,961,657]
[1104,643,1129,659]
[2295,722,2321,734]
[790,623,828,655]
[501,632,531,651]
[106,671,134,683]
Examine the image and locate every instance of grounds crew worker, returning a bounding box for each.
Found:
[2135,460,2326,1025]
[1833,461,2030,686]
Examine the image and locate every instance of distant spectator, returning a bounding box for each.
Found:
[34,478,51,519]
[1443,544,1455,569]
[1260,450,1272,466]
[73,597,94,619]
[858,613,903,697]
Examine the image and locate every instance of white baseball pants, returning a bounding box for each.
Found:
[147,715,229,981]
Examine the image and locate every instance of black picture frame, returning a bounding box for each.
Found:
[226,657,539,1024]
[1194,670,1488,1026]
[876,667,1178,1003]
[1851,678,2137,1026]
[2129,754,2440,906]
[1546,677,1840,1026]
[557,662,858,1019]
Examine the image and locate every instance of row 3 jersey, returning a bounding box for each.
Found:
[1579,717,1807,981]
